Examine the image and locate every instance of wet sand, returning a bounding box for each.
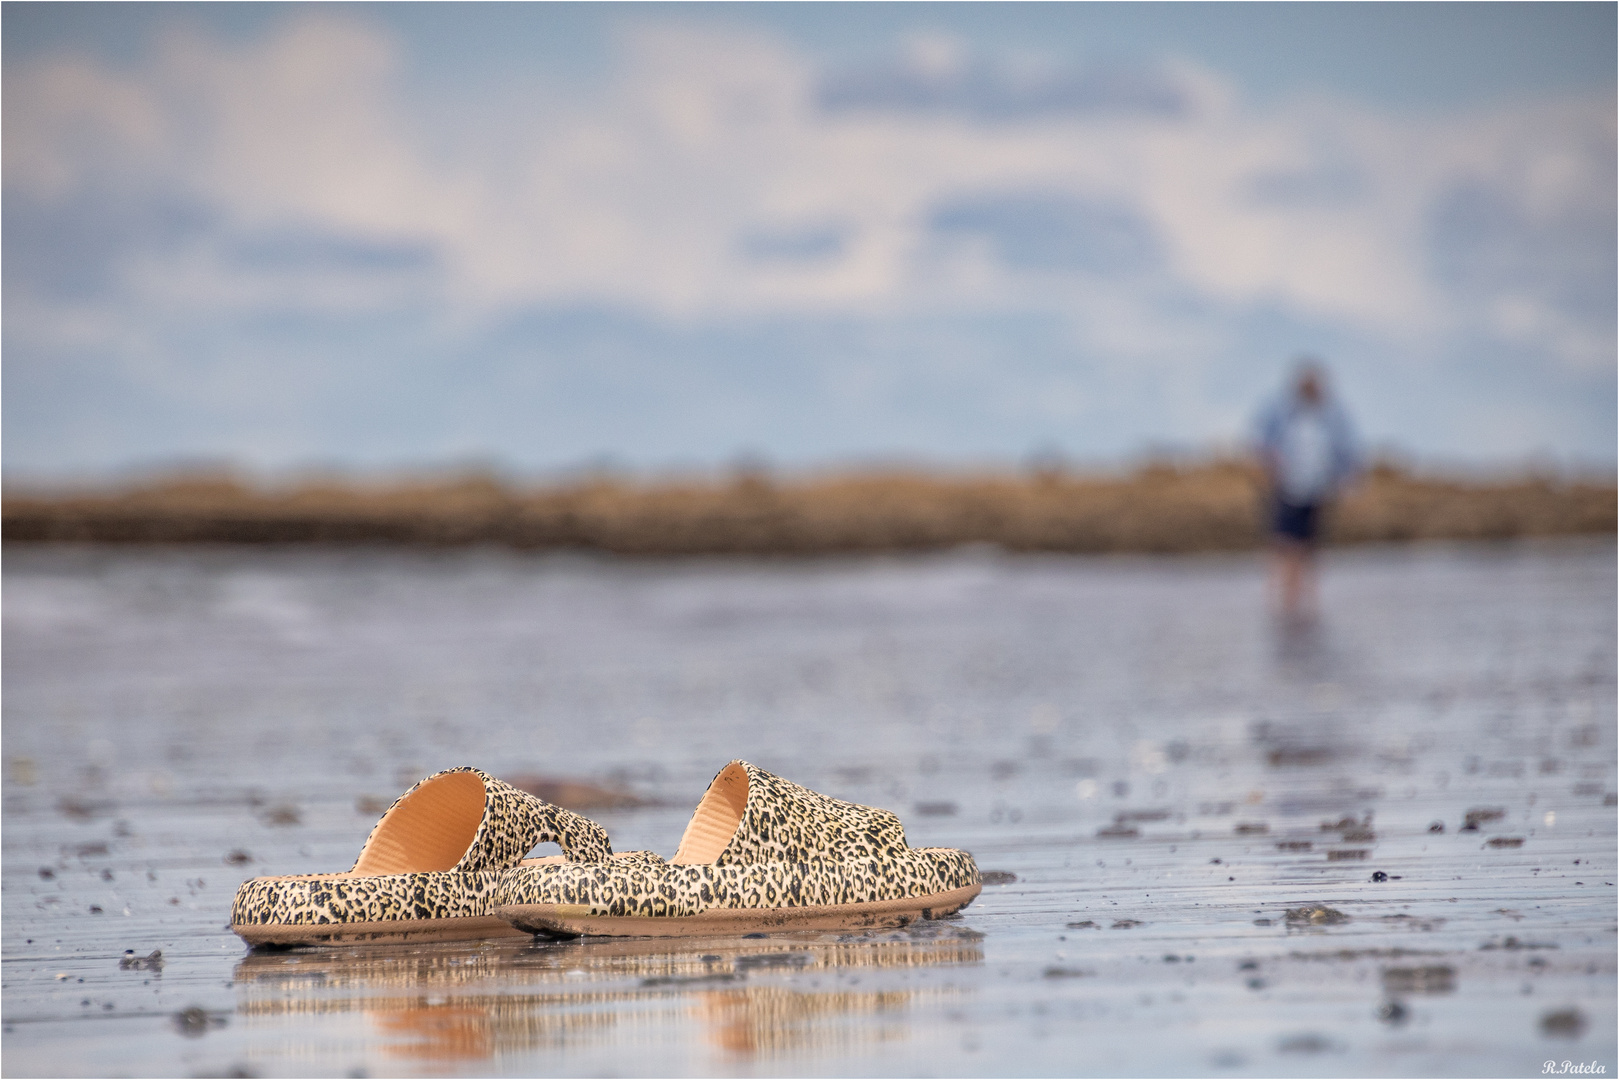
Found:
[3,538,1614,1077]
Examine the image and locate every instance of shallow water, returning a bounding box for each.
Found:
[3,539,1615,1077]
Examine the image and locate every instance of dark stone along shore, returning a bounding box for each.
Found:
[5,461,1613,554]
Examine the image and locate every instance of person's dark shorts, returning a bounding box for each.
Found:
[1272,499,1321,543]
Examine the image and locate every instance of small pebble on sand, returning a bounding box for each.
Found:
[1285,906,1350,926]
[1540,1007,1586,1038]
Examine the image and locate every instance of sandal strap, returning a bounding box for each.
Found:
[353,767,613,875]
[698,761,911,866]
[733,762,910,864]
[480,776,613,869]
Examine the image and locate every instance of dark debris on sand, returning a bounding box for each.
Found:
[1540,1008,1587,1038]
[172,1006,227,1037]
[119,949,164,972]
[507,776,652,811]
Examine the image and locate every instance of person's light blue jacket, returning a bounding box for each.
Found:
[1255,395,1360,506]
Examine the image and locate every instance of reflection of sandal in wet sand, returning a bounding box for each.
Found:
[231,767,612,947]
[491,760,981,938]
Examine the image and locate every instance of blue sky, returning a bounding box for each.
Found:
[4,2,1614,479]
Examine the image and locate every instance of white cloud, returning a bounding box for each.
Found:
[9,16,1609,330]
[3,14,1612,471]
[3,56,169,196]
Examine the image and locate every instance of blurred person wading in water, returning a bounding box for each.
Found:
[1256,360,1360,620]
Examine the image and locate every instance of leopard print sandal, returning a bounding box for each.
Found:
[231,766,612,947]
[491,760,981,938]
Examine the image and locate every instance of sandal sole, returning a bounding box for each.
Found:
[232,915,530,948]
[496,883,983,938]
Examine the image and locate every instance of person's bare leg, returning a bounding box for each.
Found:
[1269,541,1289,614]
[1281,541,1320,620]
[1296,544,1318,618]
[1274,540,1313,619]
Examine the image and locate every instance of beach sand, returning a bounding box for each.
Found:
[2,538,1613,1076]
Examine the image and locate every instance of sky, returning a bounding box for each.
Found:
[4,2,1615,480]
